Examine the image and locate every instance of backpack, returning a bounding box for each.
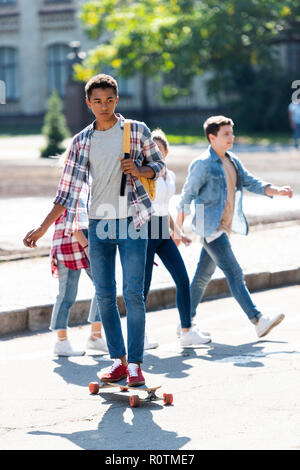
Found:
[120,120,156,201]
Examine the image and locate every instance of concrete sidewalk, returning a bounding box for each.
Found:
[1,137,299,335]
[1,218,300,336]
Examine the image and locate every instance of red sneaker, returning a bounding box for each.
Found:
[100,359,127,383]
[126,363,145,387]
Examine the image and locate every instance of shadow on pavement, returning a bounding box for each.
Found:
[28,392,189,450]
[52,340,297,389]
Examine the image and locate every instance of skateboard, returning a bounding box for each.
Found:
[89,379,173,408]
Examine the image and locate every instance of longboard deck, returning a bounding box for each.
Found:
[100,378,161,393]
[89,379,173,407]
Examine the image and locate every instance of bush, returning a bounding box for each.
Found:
[40,90,70,158]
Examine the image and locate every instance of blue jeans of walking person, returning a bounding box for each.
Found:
[144,216,192,329]
[88,217,147,364]
[50,260,101,330]
[293,123,300,149]
[190,233,262,323]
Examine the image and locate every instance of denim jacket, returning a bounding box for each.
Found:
[177,145,271,237]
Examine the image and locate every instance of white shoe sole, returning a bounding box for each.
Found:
[144,344,159,350]
[54,351,86,357]
[180,337,212,348]
[257,314,285,338]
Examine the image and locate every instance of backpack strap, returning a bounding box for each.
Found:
[120,120,131,196]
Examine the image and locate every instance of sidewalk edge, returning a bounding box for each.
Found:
[1,267,299,337]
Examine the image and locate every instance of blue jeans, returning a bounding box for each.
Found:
[50,259,101,330]
[144,216,191,328]
[190,233,261,322]
[293,123,300,149]
[88,217,147,364]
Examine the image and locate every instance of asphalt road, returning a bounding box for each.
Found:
[1,285,300,451]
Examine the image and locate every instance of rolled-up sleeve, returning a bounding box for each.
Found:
[141,126,166,179]
[237,159,272,197]
[177,159,206,214]
[53,138,78,207]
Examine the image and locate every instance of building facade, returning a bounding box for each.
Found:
[0,0,299,128]
[0,0,216,126]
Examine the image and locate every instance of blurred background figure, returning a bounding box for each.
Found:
[288,100,300,150]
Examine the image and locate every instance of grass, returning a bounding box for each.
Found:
[0,123,293,146]
[0,124,42,137]
[162,126,292,145]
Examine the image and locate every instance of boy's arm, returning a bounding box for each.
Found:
[236,158,293,198]
[53,137,78,207]
[23,139,79,248]
[140,125,166,179]
[236,158,272,196]
[169,213,192,246]
[73,230,89,260]
[23,203,66,248]
[120,122,165,179]
[177,158,206,216]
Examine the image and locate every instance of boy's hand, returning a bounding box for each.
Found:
[265,185,293,198]
[278,186,293,198]
[119,158,140,177]
[23,226,47,248]
[181,234,192,246]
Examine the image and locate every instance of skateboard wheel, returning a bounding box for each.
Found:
[129,395,140,408]
[163,393,173,405]
[89,382,99,395]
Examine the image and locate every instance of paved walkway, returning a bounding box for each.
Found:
[1,220,300,312]
[1,285,300,450]
[1,137,299,334]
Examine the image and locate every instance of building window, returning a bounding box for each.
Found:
[118,77,134,97]
[0,0,17,5]
[0,47,19,101]
[47,43,71,97]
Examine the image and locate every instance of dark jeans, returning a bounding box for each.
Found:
[144,216,192,329]
[190,233,261,322]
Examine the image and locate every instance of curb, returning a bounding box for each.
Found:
[1,266,299,337]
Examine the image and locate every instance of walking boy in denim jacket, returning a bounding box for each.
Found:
[176,115,293,339]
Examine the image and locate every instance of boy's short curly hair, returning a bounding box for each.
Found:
[85,74,118,101]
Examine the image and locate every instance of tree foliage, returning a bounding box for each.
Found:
[76,0,300,130]
[41,90,69,158]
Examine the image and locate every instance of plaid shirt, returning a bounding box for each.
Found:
[50,210,88,278]
[53,114,166,237]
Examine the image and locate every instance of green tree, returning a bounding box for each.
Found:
[76,0,300,131]
[41,90,70,158]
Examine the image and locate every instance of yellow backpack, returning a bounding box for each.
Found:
[122,120,156,201]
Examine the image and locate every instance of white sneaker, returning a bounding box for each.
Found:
[255,313,285,338]
[180,328,211,348]
[144,334,159,350]
[176,322,211,338]
[54,339,85,357]
[86,337,108,352]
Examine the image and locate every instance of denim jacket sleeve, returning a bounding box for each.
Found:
[177,158,207,214]
[235,158,271,196]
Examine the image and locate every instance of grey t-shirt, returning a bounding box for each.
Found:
[88,119,130,219]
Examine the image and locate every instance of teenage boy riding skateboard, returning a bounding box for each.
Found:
[23,74,166,386]
[176,115,293,339]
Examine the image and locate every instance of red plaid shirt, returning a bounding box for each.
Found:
[50,210,88,277]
